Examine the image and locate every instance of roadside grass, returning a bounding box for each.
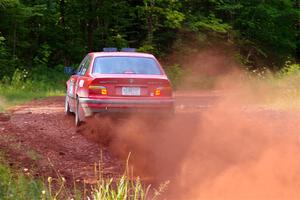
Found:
[263,77,300,110]
[91,175,168,200]
[90,156,168,200]
[0,67,67,111]
[0,156,47,200]
[165,61,300,110]
[245,62,300,110]
[0,78,65,112]
[0,152,166,200]
[0,86,64,111]
[46,155,168,200]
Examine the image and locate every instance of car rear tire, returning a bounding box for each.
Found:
[75,99,82,126]
[64,95,72,115]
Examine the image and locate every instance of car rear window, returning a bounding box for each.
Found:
[92,56,162,75]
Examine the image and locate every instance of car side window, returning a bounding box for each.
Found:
[76,55,88,75]
[80,56,91,76]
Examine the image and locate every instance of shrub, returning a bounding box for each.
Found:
[164,64,184,89]
[279,61,300,77]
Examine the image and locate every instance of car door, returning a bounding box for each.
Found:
[68,55,89,109]
[75,55,92,98]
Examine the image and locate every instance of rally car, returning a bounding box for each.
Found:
[65,48,174,126]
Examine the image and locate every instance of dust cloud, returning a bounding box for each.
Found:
[79,48,300,200]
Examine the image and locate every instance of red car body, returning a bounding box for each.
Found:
[65,51,174,125]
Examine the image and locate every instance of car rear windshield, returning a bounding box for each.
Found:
[92,56,162,75]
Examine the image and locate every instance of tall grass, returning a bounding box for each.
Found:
[91,155,168,200]
[0,154,167,200]
[0,158,47,200]
[47,155,168,200]
[0,87,65,110]
[246,62,300,110]
[0,67,66,111]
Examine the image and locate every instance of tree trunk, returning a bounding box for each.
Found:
[60,0,70,65]
[145,0,154,44]
[12,22,16,56]
[87,0,94,51]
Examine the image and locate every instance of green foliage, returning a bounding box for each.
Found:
[164,9,185,29]
[33,44,51,68]
[0,161,47,200]
[0,0,299,81]
[0,0,20,9]
[89,155,168,200]
[253,62,300,110]
[0,34,17,79]
[189,14,231,33]
[0,153,167,200]
[92,175,168,200]
[106,34,128,49]
[224,0,299,65]
[184,0,299,68]
[0,66,66,110]
[279,61,300,76]
[45,159,168,200]
[164,64,184,89]
[0,87,64,111]
[1,65,66,90]
[137,44,158,55]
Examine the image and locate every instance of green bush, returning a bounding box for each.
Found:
[279,61,300,77]
[137,44,159,55]
[164,64,184,89]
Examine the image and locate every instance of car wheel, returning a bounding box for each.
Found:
[64,95,72,115]
[75,99,82,126]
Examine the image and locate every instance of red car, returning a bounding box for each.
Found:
[65,49,174,126]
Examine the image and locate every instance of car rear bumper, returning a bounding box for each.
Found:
[79,97,175,116]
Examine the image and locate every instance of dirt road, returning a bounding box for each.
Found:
[0,92,221,182]
[0,93,299,199]
[0,97,123,183]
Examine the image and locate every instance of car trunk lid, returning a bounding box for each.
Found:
[88,75,172,97]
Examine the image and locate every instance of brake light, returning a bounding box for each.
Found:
[154,89,161,96]
[89,85,107,95]
[89,85,100,90]
[101,88,107,95]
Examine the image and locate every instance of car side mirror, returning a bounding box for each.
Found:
[64,66,75,75]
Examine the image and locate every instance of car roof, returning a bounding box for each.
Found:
[90,52,155,58]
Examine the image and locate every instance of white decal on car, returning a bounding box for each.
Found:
[79,80,84,88]
[69,83,74,96]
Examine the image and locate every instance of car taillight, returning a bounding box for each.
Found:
[154,88,161,96]
[101,87,107,95]
[154,86,173,97]
[89,85,107,95]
